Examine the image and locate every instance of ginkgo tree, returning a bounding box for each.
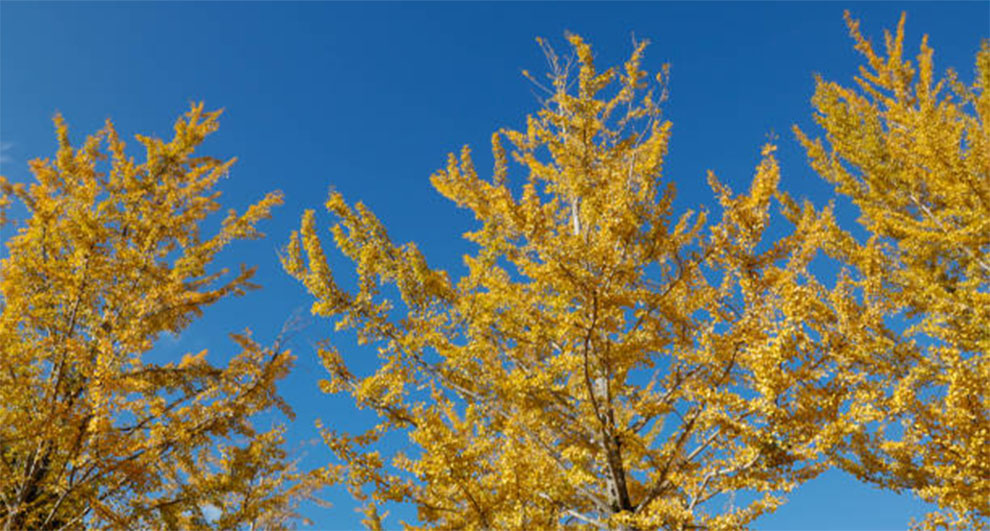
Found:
[0,104,318,529]
[284,35,868,529]
[793,13,989,528]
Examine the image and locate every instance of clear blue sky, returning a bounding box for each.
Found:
[2,2,987,529]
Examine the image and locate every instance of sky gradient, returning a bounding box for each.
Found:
[2,2,987,529]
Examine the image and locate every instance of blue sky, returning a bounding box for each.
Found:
[2,2,987,529]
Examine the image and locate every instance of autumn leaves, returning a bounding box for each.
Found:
[1,12,987,530]
[283,17,987,530]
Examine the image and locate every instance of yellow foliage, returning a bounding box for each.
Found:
[794,12,989,528]
[0,105,322,529]
[286,36,861,529]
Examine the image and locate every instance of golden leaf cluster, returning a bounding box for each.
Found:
[281,23,985,528]
[0,105,324,529]
[792,13,989,529]
[2,12,986,531]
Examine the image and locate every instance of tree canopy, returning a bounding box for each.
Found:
[284,32,889,529]
[1,11,986,531]
[793,13,989,528]
[0,105,318,529]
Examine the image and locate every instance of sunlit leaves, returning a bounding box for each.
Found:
[0,105,321,529]
[286,36,854,529]
[795,12,989,528]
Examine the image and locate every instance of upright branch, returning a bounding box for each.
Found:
[0,104,321,529]
[794,12,990,528]
[286,35,856,530]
